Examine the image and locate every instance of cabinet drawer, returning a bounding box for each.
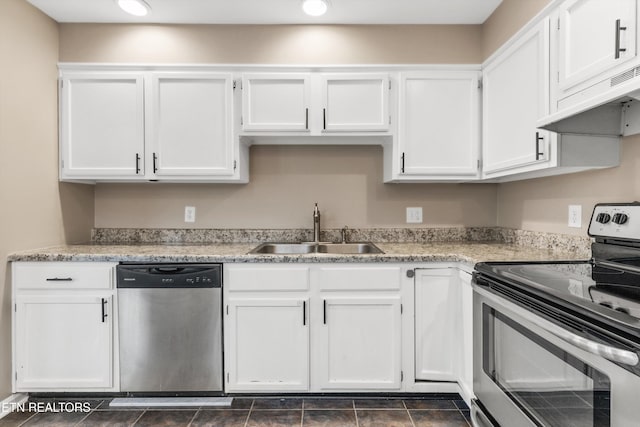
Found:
[317,266,401,291]
[226,266,310,291]
[13,262,115,290]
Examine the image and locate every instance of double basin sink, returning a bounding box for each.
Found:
[249,242,383,255]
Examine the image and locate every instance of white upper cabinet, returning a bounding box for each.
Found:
[59,67,246,183]
[241,72,390,134]
[321,73,390,132]
[483,18,552,178]
[388,70,480,181]
[149,73,235,177]
[555,0,638,103]
[241,73,311,132]
[60,73,145,179]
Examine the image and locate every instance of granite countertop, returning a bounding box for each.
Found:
[8,241,588,267]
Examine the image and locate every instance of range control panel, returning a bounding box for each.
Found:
[588,203,640,240]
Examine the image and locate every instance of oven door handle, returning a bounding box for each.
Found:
[474,284,640,367]
[541,320,639,366]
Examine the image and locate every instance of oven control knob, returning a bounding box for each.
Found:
[596,213,611,224]
[612,213,629,225]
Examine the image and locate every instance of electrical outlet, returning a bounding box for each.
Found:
[185,206,196,223]
[406,207,423,224]
[568,205,581,228]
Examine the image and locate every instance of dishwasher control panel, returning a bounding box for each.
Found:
[116,263,222,288]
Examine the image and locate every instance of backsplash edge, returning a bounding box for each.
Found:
[91,227,592,257]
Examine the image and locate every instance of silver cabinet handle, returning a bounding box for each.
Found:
[535,132,544,160]
[615,19,627,59]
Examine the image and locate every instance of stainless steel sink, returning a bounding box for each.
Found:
[316,243,383,254]
[248,243,316,254]
[249,242,383,255]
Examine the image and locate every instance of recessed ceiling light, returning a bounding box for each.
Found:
[302,0,328,17]
[116,0,151,17]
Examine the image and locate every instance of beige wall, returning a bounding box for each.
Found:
[0,0,94,400]
[482,0,552,59]
[60,23,498,230]
[59,24,483,64]
[497,136,640,235]
[95,146,497,229]
[483,0,640,235]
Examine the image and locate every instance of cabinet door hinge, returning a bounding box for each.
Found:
[388,80,391,90]
[477,80,483,89]
[557,18,560,31]
[15,372,17,381]
[14,303,17,312]
[60,80,64,89]
[233,160,237,171]
[233,80,237,90]
[400,304,403,314]
[401,371,404,382]
[226,305,229,315]
[61,160,65,169]
[389,115,391,125]
[227,372,230,383]
[240,116,243,126]
[477,159,482,169]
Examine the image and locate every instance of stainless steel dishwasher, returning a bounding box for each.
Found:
[116,263,223,393]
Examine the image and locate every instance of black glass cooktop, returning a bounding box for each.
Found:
[475,261,640,335]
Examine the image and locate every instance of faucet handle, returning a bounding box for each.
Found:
[341,225,349,243]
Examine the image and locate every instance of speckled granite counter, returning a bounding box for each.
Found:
[8,241,588,267]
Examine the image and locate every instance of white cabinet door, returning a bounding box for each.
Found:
[414,268,459,381]
[60,73,145,179]
[149,73,235,177]
[15,294,113,390]
[483,19,552,177]
[226,298,309,391]
[241,73,311,131]
[397,71,480,178]
[321,73,389,132]
[557,0,637,97]
[316,296,402,390]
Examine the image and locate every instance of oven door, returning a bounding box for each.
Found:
[473,284,640,427]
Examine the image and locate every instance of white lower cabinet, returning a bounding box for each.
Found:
[12,262,118,392]
[414,268,460,382]
[315,296,402,390]
[15,295,113,390]
[224,262,472,399]
[225,298,309,391]
[224,264,404,393]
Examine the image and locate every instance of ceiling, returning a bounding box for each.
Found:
[26,0,503,25]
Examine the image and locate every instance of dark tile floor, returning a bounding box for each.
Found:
[0,396,471,427]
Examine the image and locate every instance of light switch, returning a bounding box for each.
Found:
[568,205,581,228]
[406,207,423,224]
[185,206,196,223]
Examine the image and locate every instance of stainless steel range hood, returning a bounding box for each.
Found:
[538,66,640,137]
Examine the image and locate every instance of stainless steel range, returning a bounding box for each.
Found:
[471,203,640,427]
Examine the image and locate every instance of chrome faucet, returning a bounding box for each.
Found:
[341,225,349,243]
[313,203,321,243]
